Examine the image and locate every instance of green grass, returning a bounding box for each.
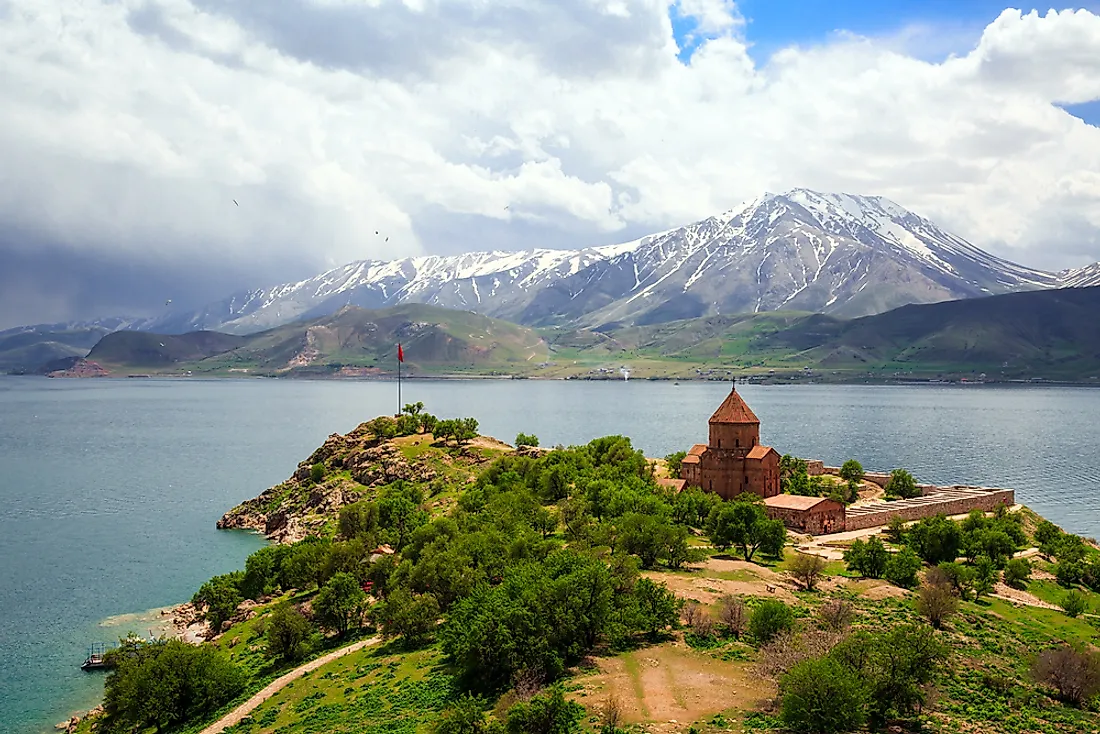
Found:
[224,643,457,734]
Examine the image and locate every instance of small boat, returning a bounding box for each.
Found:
[81,643,109,671]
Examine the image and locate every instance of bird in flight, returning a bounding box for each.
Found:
[233,200,238,206]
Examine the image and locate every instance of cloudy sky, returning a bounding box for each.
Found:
[2,0,1100,327]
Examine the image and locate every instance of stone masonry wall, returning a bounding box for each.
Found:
[843,488,1016,532]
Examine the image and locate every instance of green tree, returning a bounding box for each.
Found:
[533,506,558,539]
[886,515,907,543]
[338,500,380,540]
[375,588,441,646]
[789,552,826,591]
[839,459,864,485]
[780,657,868,734]
[664,450,688,479]
[505,687,585,734]
[101,639,245,733]
[402,401,425,417]
[515,432,540,448]
[906,515,962,565]
[265,602,313,663]
[310,462,326,483]
[1034,519,1062,550]
[632,577,681,638]
[434,694,493,734]
[884,547,922,589]
[313,572,366,636]
[844,537,888,578]
[1003,557,1032,590]
[240,544,291,600]
[750,599,795,644]
[884,469,919,499]
[1061,590,1089,618]
[192,572,243,633]
[707,498,771,561]
[281,537,331,590]
[759,518,788,559]
[457,417,479,445]
[974,555,997,600]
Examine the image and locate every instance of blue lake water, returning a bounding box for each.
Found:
[1,377,1099,733]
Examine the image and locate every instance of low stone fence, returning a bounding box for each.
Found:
[806,460,825,476]
[843,486,1016,532]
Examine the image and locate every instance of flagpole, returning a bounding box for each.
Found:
[397,345,402,417]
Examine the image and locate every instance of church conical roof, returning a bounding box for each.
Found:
[709,385,760,424]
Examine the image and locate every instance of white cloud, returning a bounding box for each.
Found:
[0,0,1099,306]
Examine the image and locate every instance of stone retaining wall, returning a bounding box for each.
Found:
[843,487,1016,531]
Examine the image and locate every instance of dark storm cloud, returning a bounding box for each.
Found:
[0,231,316,329]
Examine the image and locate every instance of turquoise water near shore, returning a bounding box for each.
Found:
[1,378,1099,733]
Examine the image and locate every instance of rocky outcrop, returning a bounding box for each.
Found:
[45,358,109,378]
[218,419,504,544]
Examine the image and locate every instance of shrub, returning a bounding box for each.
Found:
[310,462,326,483]
[789,552,826,591]
[906,515,962,565]
[780,657,868,734]
[750,599,795,644]
[717,594,747,638]
[884,547,922,589]
[664,450,687,479]
[1031,645,1100,707]
[515,432,540,448]
[375,589,441,646]
[434,694,493,734]
[265,603,313,663]
[916,579,958,629]
[1060,590,1089,618]
[839,459,864,484]
[756,629,845,681]
[884,469,919,499]
[505,687,585,734]
[817,599,854,631]
[192,572,243,632]
[1003,557,1032,590]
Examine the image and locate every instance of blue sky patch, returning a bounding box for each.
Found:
[672,1,1100,64]
[1058,100,1100,127]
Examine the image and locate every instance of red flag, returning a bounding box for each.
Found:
[397,343,404,363]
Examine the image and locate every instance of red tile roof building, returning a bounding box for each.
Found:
[681,385,781,500]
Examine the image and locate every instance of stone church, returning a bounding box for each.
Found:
[680,384,781,500]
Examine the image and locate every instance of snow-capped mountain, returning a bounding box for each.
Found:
[1056,262,1100,288]
[145,189,1077,334]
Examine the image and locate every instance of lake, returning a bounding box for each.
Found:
[1,377,1098,733]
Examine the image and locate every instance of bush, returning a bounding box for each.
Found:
[839,459,864,484]
[515,433,540,448]
[313,572,366,636]
[916,579,958,629]
[102,638,246,733]
[1061,590,1089,618]
[310,462,326,483]
[434,694,493,734]
[664,450,687,479]
[265,603,313,663]
[1003,557,1032,590]
[779,657,868,734]
[1031,645,1100,707]
[886,515,907,543]
[884,469,919,499]
[817,599,854,632]
[717,594,747,638]
[884,547,922,589]
[375,589,441,646]
[789,553,826,591]
[750,599,795,644]
[192,572,243,633]
[505,687,585,734]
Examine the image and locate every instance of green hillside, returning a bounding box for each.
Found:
[0,327,112,374]
[92,304,550,376]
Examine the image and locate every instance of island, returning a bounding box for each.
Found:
[65,392,1100,734]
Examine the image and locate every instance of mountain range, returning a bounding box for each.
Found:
[5,188,1100,374]
[135,189,1097,335]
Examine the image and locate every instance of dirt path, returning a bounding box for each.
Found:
[199,637,380,734]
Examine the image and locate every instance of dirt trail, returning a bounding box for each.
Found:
[199,637,380,734]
